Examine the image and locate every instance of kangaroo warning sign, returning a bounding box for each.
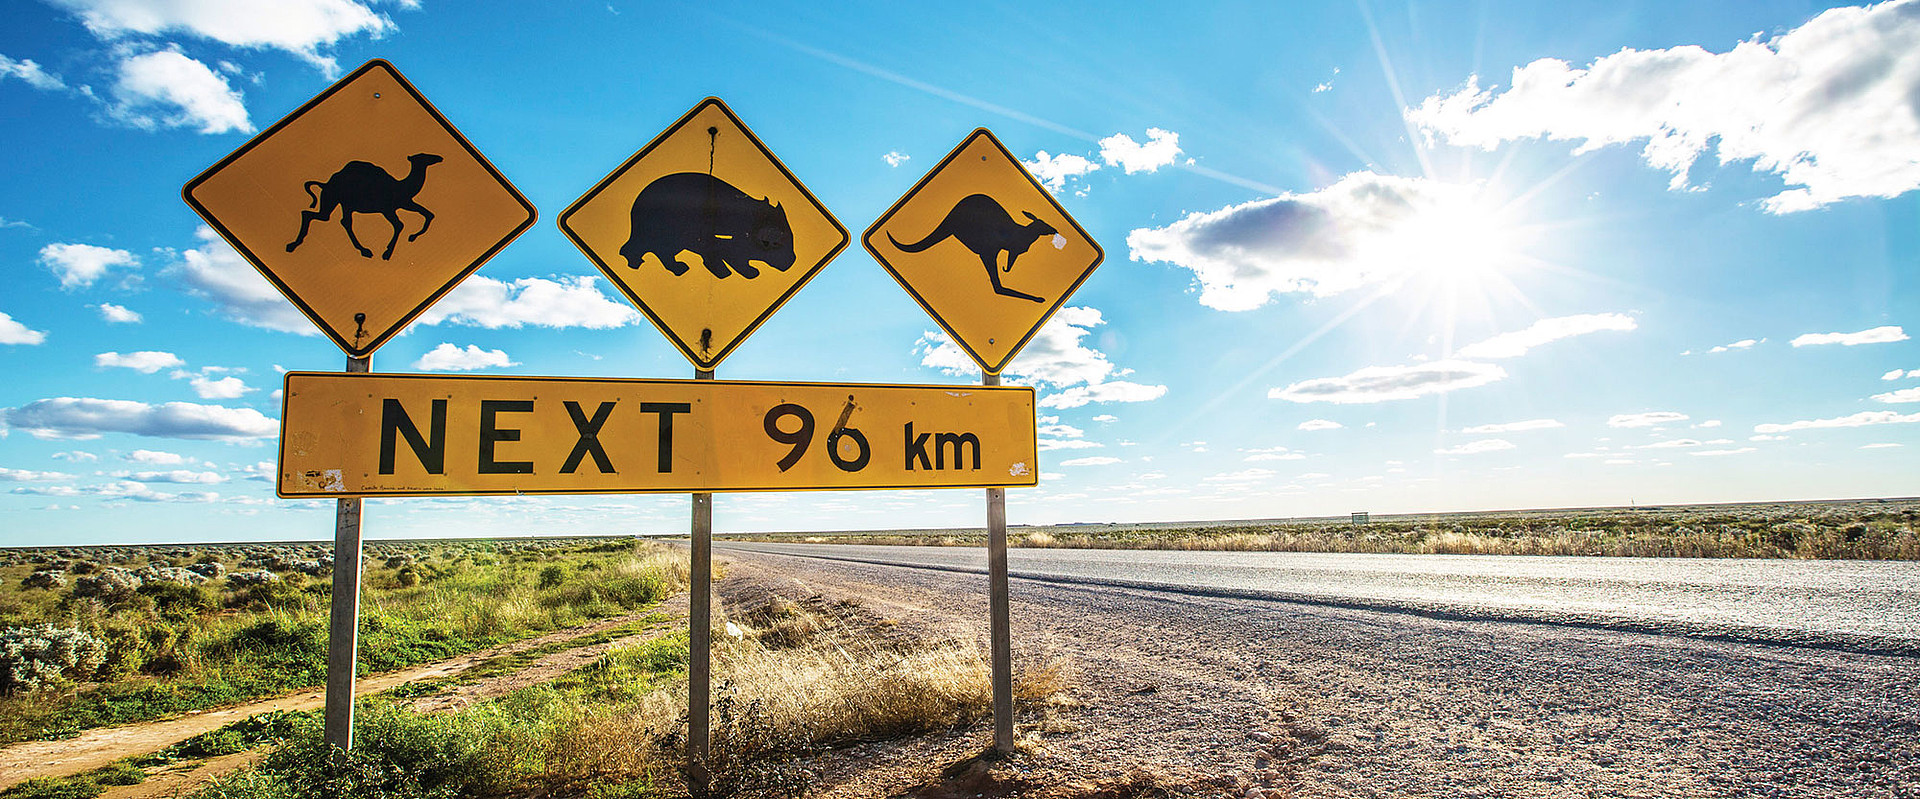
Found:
[864,128,1103,376]
[277,372,1037,497]
[558,98,849,371]
[182,60,535,359]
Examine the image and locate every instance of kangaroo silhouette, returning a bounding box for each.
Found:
[286,153,443,260]
[888,194,1057,303]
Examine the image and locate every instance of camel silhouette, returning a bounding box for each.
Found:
[286,153,442,260]
[888,194,1056,303]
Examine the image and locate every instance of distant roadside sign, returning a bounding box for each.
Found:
[278,373,1037,497]
[182,59,535,358]
[558,98,849,371]
[864,128,1103,375]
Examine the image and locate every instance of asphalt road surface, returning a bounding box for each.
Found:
[712,541,1920,797]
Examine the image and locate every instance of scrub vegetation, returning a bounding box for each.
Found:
[725,498,1920,560]
[0,537,687,746]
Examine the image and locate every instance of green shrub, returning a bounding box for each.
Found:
[0,777,102,799]
[0,625,107,695]
[537,565,566,590]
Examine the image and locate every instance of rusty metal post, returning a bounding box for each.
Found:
[984,371,1014,754]
[324,354,370,763]
[689,367,715,795]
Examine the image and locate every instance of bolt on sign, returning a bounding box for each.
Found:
[276,373,1038,497]
[864,128,1104,375]
[557,98,849,371]
[182,60,535,358]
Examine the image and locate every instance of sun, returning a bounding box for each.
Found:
[1377,185,1527,287]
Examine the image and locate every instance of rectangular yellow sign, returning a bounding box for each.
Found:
[278,373,1038,497]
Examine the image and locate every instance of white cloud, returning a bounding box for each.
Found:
[1296,419,1343,431]
[52,451,98,462]
[1875,387,1920,404]
[1408,0,1920,212]
[96,303,142,323]
[1097,128,1182,174]
[919,306,1166,410]
[1092,414,1118,423]
[1038,438,1102,452]
[1242,446,1307,462]
[1862,442,1903,449]
[117,469,224,484]
[1127,172,1500,310]
[188,375,252,399]
[1462,419,1563,434]
[1023,151,1100,191]
[125,449,188,465]
[419,275,642,330]
[1754,410,1920,434]
[1204,468,1278,483]
[1708,338,1760,353]
[1790,326,1908,347]
[1632,438,1702,449]
[1271,360,1506,404]
[0,312,48,345]
[0,467,75,482]
[40,242,138,289]
[1694,420,1723,429]
[1882,369,1918,380]
[173,226,314,333]
[1436,438,1516,455]
[1608,411,1689,428]
[1455,313,1636,359]
[109,50,252,134]
[2,397,277,441]
[413,343,519,372]
[95,351,184,373]
[1690,447,1757,457]
[1058,456,1121,467]
[0,55,66,90]
[883,150,909,167]
[48,0,396,76]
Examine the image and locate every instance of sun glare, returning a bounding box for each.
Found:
[1384,189,1525,285]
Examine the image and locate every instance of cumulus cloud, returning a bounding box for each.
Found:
[125,449,188,464]
[1436,438,1516,455]
[1,54,66,90]
[95,351,184,373]
[0,312,48,345]
[918,306,1166,410]
[172,226,313,333]
[1608,411,1690,428]
[1875,387,1920,404]
[1455,313,1636,359]
[413,343,519,372]
[419,276,642,330]
[1790,326,1908,347]
[40,242,137,289]
[1462,419,1563,434]
[1272,360,1506,404]
[1023,151,1099,191]
[96,303,142,323]
[1754,410,1920,434]
[1242,446,1307,462]
[1296,419,1343,431]
[1407,0,1920,212]
[1058,456,1122,467]
[187,375,252,399]
[1691,447,1757,457]
[48,0,397,76]
[1203,468,1278,483]
[883,150,909,167]
[2,397,277,441]
[1097,128,1182,174]
[116,469,224,484]
[0,467,75,482]
[109,49,251,134]
[1883,368,1918,380]
[1127,172,1491,310]
[1708,338,1761,353]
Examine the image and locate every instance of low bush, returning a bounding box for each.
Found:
[0,625,107,695]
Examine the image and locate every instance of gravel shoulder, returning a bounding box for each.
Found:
[715,545,1920,798]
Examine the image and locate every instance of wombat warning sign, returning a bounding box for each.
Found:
[557,97,848,371]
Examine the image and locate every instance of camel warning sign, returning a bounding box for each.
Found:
[557,98,849,372]
[183,59,535,358]
[864,128,1103,376]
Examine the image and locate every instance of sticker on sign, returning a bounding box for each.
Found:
[277,373,1038,497]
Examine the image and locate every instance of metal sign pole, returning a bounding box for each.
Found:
[689,367,714,795]
[324,354,370,762]
[984,371,1014,754]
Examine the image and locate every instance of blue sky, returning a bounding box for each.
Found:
[1,0,1915,546]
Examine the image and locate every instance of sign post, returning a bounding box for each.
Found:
[558,97,850,792]
[865,127,1103,755]
[183,59,534,759]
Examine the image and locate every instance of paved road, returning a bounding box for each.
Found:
[715,541,1920,655]
[711,542,1920,797]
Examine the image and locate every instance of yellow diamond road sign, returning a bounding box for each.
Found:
[864,128,1104,376]
[558,98,849,371]
[182,59,535,359]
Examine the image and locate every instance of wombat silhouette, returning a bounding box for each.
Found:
[888,194,1056,303]
[286,153,442,260]
[620,173,795,279]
